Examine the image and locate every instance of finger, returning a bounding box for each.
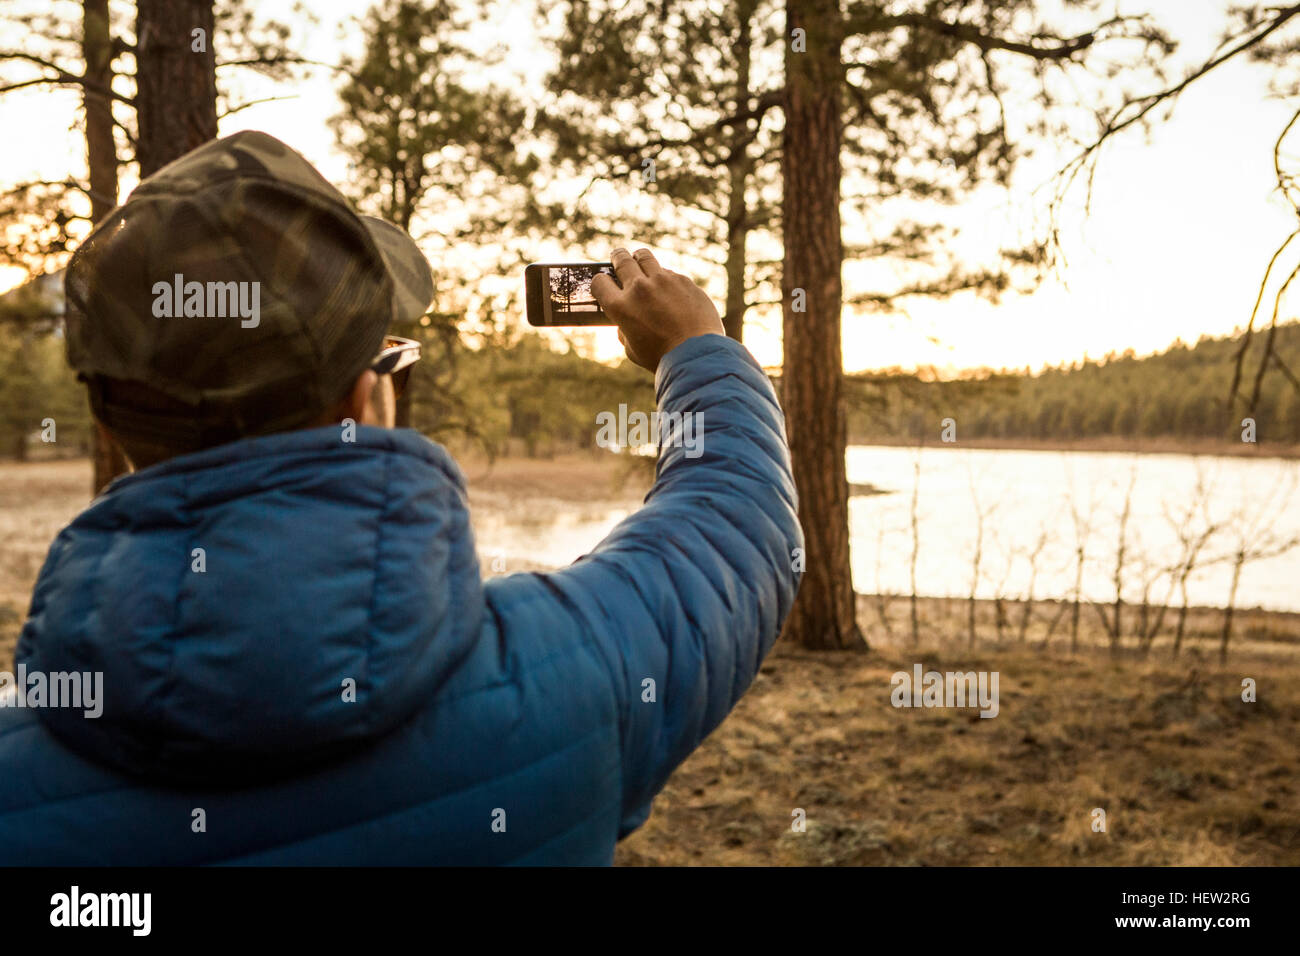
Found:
[610,246,643,287]
[631,248,664,276]
[590,270,621,306]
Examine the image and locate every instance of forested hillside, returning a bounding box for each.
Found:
[845,322,1300,446]
[0,301,655,462]
[6,311,1296,460]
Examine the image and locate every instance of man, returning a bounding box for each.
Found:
[0,131,801,864]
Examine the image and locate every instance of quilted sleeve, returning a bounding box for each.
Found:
[537,332,803,836]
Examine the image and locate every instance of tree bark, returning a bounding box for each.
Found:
[84,0,117,223]
[722,148,750,342]
[83,0,128,494]
[135,0,218,178]
[389,175,418,427]
[721,0,757,342]
[780,0,864,650]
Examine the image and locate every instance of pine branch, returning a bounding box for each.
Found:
[0,49,136,106]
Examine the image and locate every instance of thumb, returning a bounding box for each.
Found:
[618,327,650,370]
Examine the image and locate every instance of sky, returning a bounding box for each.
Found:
[1,0,1297,375]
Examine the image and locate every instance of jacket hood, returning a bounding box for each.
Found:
[15,426,484,785]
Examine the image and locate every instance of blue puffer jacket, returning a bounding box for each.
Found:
[0,334,800,864]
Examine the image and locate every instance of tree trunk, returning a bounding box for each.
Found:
[721,0,756,342]
[780,0,863,651]
[967,516,982,647]
[135,0,218,178]
[722,156,750,342]
[1219,554,1245,663]
[1042,599,1069,645]
[1172,583,1191,658]
[1018,571,1037,643]
[391,198,418,426]
[84,0,128,494]
[908,453,920,645]
[1070,552,1084,652]
[1109,478,1134,656]
[84,0,117,223]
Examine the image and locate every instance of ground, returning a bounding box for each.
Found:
[615,626,1300,865]
[2,455,1296,865]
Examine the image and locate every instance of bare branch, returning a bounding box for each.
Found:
[1230,104,1300,410]
[1054,5,1300,211]
[216,54,347,74]
[848,11,1159,62]
[217,94,297,119]
[0,62,135,107]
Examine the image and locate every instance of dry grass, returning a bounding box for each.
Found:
[455,446,653,520]
[615,610,1300,866]
[0,459,94,665]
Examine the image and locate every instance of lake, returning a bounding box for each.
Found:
[847,446,1300,613]
[471,446,1300,613]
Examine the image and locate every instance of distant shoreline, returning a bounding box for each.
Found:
[849,434,1300,460]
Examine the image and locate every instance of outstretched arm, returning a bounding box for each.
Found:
[548,248,802,834]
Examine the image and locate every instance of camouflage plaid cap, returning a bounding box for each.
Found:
[64,130,434,450]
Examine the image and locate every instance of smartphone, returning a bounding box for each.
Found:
[525,261,621,327]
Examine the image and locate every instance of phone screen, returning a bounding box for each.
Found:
[525,262,619,326]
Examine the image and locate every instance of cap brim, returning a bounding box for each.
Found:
[361,216,434,323]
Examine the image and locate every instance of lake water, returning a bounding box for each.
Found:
[471,446,1300,613]
[847,446,1300,613]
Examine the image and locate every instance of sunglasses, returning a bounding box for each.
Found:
[370,336,422,399]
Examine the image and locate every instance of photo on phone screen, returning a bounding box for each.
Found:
[525,262,619,327]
